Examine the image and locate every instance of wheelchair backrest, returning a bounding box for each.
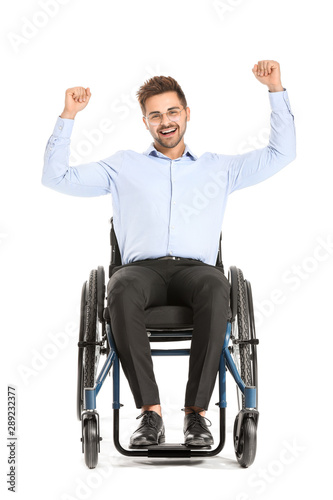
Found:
[109,217,224,278]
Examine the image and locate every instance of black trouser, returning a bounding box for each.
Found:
[107,257,232,411]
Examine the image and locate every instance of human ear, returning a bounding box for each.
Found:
[142,116,149,130]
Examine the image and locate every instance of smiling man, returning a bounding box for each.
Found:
[142,91,190,158]
[42,60,296,449]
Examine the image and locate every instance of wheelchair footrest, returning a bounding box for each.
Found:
[129,443,211,458]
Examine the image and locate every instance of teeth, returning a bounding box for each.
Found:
[161,128,176,134]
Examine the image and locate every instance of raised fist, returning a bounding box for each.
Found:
[61,87,92,119]
[252,60,283,91]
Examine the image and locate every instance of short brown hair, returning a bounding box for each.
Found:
[136,76,187,115]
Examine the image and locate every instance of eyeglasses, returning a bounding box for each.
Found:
[144,107,185,126]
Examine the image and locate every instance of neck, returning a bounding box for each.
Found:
[153,140,186,160]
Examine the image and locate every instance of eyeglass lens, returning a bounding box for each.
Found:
[148,109,182,125]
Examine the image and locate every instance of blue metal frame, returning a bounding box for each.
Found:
[83,320,257,413]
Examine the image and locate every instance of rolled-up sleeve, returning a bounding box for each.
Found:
[42,116,124,197]
[222,89,296,194]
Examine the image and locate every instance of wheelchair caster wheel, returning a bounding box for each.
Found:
[82,414,100,469]
[233,414,257,468]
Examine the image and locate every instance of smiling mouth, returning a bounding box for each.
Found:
[159,127,177,137]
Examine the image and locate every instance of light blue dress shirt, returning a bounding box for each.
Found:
[42,89,296,266]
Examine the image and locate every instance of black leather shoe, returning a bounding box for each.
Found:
[183,411,214,447]
[129,410,165,447]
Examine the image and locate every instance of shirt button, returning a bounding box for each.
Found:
[58,126,63,130]
[173,201,176,205]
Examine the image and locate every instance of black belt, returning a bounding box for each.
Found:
[156,256,203,262]
[156,256,182,260]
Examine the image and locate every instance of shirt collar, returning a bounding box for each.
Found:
[143,142,197,160]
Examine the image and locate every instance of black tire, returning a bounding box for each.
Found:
[245,279,258,408]
[236,268,251,386]
[83,416,99,469]
[229,266,258,409]
[233,414,257,468]
[97,266,105,324]
[77,281,88,421]
[83,270,101,390]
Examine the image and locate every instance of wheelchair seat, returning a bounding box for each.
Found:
[104,304,194,341]
[144,305,193,330]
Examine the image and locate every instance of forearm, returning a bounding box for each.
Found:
[267,89,296,159]
[42,116,75,190]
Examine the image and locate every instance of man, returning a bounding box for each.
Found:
[42,60,296,448]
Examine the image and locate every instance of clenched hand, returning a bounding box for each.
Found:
[252,60,284,92]
[60,87,92,119]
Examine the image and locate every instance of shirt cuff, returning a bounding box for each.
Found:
[268,88,292,114]
[51,115,75,138]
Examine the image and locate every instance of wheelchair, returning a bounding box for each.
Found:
[77,217,259,469]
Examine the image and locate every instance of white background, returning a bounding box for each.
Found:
[1,0,332,498]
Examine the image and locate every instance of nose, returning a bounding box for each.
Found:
[160,112,172,126]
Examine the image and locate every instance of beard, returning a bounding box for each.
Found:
[154,120,187,149]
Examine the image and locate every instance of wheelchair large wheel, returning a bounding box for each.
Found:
[77,267,106,420]
[233,413,257,468]
[83,269,101,389]
[82,413,99,469]
[245,278,258,406]
[228,266,258,410]
[97,266,106,324]
[77,281,88,420]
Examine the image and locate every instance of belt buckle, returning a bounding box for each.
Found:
[158,255,181,261]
